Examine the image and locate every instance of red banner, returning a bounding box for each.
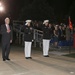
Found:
[69,16,73,30]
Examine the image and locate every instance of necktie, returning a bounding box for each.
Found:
[6,25,10,30]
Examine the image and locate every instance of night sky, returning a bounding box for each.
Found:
[0,0,75,23]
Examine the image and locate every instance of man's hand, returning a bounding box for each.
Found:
[32,40,34,42]
[10,40,12,43]
[7,30,11,33]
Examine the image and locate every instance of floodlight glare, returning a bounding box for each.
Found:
[0,2,4,12]
[0,6,4,11]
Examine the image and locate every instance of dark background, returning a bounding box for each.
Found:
[0,0,75,24]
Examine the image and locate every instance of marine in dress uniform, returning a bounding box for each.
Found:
[42,20,52,57]
[23,20,33,59]
[1,18,13,61]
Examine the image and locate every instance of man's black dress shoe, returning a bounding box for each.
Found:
[44,55,49,57]
[29,57,32,59]
[26,57,29,59]
[6,58,10,61]
[26,57,32,59]
[3,59,6,61]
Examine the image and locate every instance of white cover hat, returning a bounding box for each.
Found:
[43,20,49,24]
[25,20,32,25]
[56,25,58,26]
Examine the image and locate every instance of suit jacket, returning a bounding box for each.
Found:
[1,24,13,44]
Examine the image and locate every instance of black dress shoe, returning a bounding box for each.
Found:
[3,59,6,61]
[29,57,32,59]
[25,57,29,59]
[25,57,32,59]
[6,58,10,61]
[44,55,49,57]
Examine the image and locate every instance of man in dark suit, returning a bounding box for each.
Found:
[1,17,13,61]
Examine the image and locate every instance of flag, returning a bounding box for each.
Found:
[69,16,73,30]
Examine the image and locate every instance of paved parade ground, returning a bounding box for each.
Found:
[0,46,75,75]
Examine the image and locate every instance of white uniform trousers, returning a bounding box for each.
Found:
[43,39,50,56]
[24,42,32,57]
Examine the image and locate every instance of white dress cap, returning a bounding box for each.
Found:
[25,20,32,25]
[43,20,49,24]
